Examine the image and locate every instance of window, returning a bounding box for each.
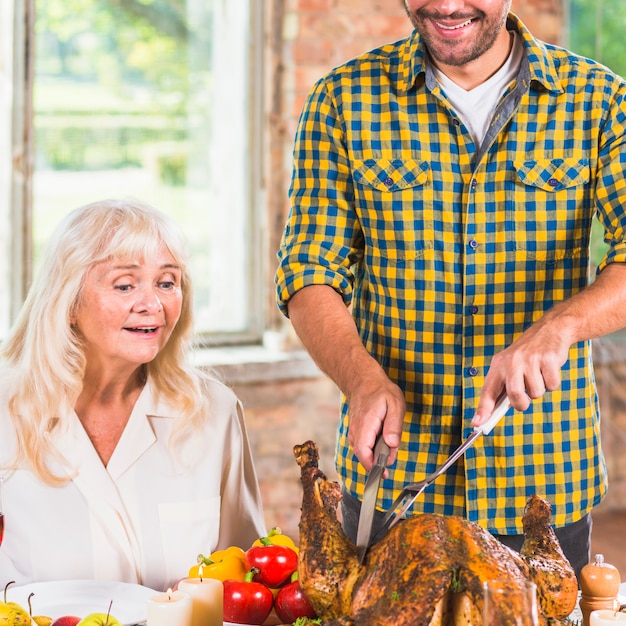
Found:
[568,0,626,346]
[1,0,263,345]
[567,0,626,77]
[568,0,625,272]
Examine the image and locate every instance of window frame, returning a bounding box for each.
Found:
[6,0,34,328]
[4,0,267,348]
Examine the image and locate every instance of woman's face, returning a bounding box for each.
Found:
[74,245,183,375]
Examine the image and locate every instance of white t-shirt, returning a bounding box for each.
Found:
[432,31,525,145]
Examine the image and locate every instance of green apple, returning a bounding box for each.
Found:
[76,614,121,626]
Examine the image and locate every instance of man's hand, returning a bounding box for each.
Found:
[287,284,404,471]
[473,263,626,426]
[343,367,405,473]
[472,317,571,426]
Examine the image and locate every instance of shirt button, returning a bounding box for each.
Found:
[469,239,478,250]
[469,305,479,314]
[453,118,461,126]
[384,176,394,187]
[468,367,479,377]
[548,178,559,187]
[471,179,477,189]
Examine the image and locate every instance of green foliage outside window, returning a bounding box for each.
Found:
[568,0,626,76]
[35,0,206,178]
[568,0,625,271]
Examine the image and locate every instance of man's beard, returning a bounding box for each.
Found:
[404,2,510,67]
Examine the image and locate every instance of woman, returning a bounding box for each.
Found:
[0,198,266,591]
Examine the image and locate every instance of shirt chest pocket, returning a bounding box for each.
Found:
[352,157,435,262]
[353,158,430,192]
[514,158,590,191]
[510,157,592,262]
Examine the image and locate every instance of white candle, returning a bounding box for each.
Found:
[178,577,223,626]
[590,610,626,625]
[147,589,193,626]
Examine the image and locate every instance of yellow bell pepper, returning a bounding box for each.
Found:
[188,545,247,582]
[252,526,299,555]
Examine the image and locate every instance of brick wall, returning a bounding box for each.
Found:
[253,0,626,540]
[233,376,342,537]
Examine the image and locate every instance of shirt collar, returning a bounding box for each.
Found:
[508,12,563,93]
[402,11,563,95]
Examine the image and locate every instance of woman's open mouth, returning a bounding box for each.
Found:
[126,326,159,334]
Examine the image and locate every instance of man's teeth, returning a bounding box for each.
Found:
[437,18,473,30]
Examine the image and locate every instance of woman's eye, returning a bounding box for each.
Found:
[115,284,133,292]
[158,280,176,289]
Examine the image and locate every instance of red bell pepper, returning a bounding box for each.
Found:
[274,571,318,623]
[244,540,298,588]
[222,569,273,625]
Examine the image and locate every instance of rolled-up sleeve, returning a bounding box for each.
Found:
[275,77,363,316]
[595,84,626,271]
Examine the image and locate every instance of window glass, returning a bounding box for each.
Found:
[568,0,625,272]
[568,0,626,77]
[32,0,258,341]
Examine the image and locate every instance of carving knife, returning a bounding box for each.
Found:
[355,435,390,563]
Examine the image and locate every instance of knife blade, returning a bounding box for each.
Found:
[355,434,390,563]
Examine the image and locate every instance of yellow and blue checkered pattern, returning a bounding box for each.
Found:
[275,13,626,534]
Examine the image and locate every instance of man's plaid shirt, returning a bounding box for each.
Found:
[275,13,626,533]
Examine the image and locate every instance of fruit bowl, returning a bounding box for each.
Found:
[7,580,156,624]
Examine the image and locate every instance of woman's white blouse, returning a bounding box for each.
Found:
[0,377,267,591]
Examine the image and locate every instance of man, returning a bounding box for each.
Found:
[275,0,626,577]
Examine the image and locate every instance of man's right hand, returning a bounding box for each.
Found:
[343,367,405,473]
[287,285,404,471]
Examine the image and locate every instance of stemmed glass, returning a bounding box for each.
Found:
[483,579,539,626]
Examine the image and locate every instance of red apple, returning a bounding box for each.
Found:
[51,617,81,626]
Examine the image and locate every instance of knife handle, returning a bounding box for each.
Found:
[474,395,511,436]
[373,434,391,464]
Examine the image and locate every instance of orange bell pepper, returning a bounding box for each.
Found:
[252,527,299,555]
[188,545,247,582]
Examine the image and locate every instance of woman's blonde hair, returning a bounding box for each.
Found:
[1,198,210,484]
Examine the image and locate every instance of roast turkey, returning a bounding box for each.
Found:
[293,440,578,625]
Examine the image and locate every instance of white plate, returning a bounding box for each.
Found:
[8,580,157,623]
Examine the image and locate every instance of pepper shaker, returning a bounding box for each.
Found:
[579,554,622,626]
